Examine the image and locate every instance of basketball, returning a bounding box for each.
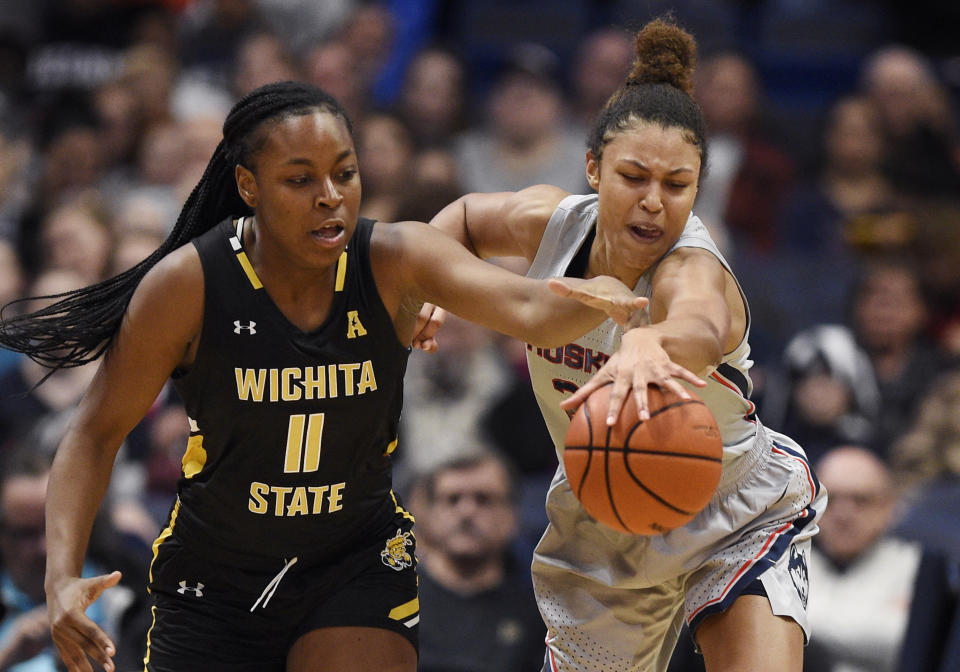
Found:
[563,383,723,535]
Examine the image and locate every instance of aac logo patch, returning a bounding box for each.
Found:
[380,528,413,571]
[346,310,367,339]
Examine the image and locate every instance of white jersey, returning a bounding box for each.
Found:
[526,193,757,464]
[524,194,826,672]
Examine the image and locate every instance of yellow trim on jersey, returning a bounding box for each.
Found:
[182,434,207,478]
[142,604,158,670]
[384,437,398,455]
[334,251,347,291]
[148,499,181,586]
[390,490,415,523]
[388,596,420,621]
[236,251,264,289]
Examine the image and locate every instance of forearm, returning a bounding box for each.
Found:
[45,431,118,588]
[428,196,478,255]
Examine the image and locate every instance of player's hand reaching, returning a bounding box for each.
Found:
[560,327,705,425]
[48,571,122,672]
[411,303,445,352]
[548,276,648,326]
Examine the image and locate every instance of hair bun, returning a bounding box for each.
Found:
[627,18,697,95]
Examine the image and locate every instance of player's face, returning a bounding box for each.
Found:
[587,122,700,283]
[237,110,362,269]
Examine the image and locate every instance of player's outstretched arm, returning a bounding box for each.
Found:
[45,247,203,672]
[560,248,731,424]
[375,221,646,348]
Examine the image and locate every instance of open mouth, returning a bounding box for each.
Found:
[312,225,344,239]
[629,224,661,241]
[311,220,345,240]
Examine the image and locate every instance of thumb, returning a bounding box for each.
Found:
[547,278,573,297]
[82,571,122,603]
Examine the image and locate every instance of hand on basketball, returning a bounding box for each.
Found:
[411,303,446,352]
[48,571,122,672]
[560,328,706,425]
[548,277,648,326]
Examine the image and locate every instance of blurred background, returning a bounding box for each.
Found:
[0,1,958,670]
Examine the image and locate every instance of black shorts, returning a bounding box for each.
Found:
[142,514,419,671]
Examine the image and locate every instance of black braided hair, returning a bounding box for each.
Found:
[586,17,708,175]
[0,81,353,372]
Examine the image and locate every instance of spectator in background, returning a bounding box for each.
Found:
[0,120,33,239]
[0,447,124,672]
[859,45,960,206]
[119,43,179,133]
[412,451,545,672]
[36,196,113,285]
[779,96,894,260]
[356,111,416,222]
[693,49,795,258]
[0,269,99,452]
[230,29,300,98]
[751,96,892,349]
[454,44,588,195]
[176,0,266,92]
[0,239,25,376]
[763,324,880,466]
[889,370,960,493]
[340,2,395,95]
[809,445,922,672]
[912,204,960,357]
[568,25,634,129]
[896,549,960,672]
[849,258,952,457]
[399,313,513,481]
[394,46,469,150]
[887,373,960,672]
[301,38,371,123]
[767,258,951,462]
[90,78,145,188]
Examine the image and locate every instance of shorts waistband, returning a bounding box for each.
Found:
[715,422,770,499]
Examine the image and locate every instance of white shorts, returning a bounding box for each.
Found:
[534,423,826,672]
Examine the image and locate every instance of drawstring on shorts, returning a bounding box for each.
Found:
[250,556,298,611]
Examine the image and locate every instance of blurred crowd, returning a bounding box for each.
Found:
[0,0,958,670]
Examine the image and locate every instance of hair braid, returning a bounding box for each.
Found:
[0,81,353,373]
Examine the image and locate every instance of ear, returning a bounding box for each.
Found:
[235,165,258,208]
[585,151,601,191]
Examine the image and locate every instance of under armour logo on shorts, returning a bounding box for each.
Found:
[177,580,205,597]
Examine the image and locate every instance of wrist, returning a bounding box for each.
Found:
[624,305,651,331]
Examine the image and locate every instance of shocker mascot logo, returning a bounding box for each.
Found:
[381,528,414,571]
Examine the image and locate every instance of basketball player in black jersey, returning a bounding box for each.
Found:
[0,82,645,672]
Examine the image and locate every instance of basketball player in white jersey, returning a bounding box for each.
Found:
[427,17,827,672]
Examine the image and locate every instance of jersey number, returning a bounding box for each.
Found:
[284,413,325,472]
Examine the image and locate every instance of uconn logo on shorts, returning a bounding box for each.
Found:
[789,546,809,608]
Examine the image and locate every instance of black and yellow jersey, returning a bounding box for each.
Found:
[168,216,410,565]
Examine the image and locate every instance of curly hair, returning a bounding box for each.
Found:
[587,17,707,172]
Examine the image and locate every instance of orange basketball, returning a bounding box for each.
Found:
[563,383,723,535]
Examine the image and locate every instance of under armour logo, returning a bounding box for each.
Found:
[177,580,204,597]
[234,320,257,335]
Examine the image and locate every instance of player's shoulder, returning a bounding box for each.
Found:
[133,243,204,312]
[505,184,571,223]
